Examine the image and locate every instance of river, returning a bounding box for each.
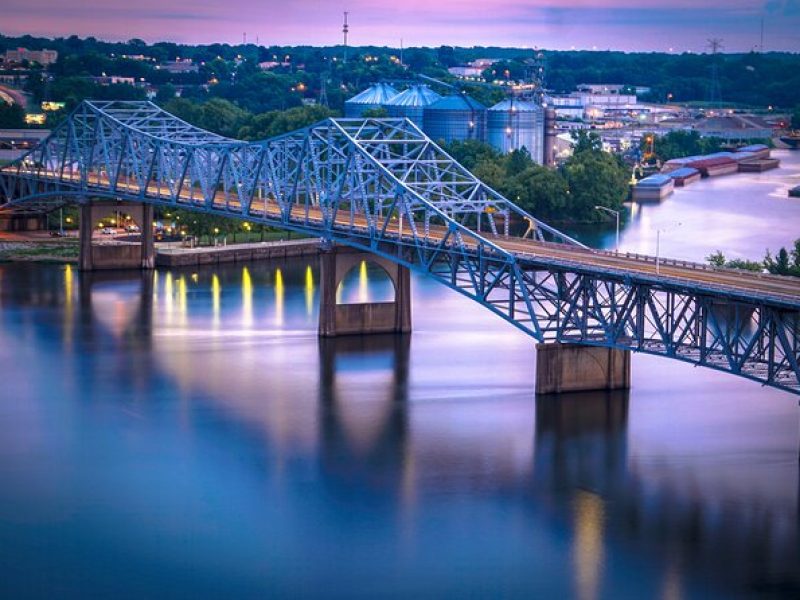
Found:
[0,151,798,597]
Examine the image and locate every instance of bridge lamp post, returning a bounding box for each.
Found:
[655,222,683,275]
[594,206,620,253]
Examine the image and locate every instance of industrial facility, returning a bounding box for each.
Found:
[344,83,555,166]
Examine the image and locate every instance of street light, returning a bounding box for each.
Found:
[655,222,683,275]
[594,205,620,252]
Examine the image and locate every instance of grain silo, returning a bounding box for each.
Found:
[422,94,487,144]
[384,85,442,128]
[487,99,545,163]
[344,83,399,118]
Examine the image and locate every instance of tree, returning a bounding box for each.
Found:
[514,165,569,219]
[361,107,388,118]
[238,105,337,140]
[0,102,25,128]
[562,149,628,221]
[571,130,603,154]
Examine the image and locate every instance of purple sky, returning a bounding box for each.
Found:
[2,0,799,52]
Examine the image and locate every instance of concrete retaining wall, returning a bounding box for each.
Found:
[156,239,321,267]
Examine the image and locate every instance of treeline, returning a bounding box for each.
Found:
[444,131,628,223]
[3,34,800,112]
[708,239,800,277]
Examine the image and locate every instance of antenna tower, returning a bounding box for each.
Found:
[707,38,723,107]
[343,11,349,64]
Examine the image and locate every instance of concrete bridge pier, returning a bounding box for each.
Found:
[79,201,154,271]
[535,343,631,395]
[318,246,411,337]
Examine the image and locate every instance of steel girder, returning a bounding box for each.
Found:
[1,100,799,395]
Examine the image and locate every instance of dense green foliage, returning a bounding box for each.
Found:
[443,133,627,223]
[0,101,25,128]
[3,34,799,113]
[764,240,800,277]
[640,130,724,162]
[707,240,800,277]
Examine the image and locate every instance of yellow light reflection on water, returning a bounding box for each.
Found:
[63,264,74,344]
[305,265,314,318]
[358,259,369,303]
[275,267,284,326]
[573,490,605,600]
[242,266,253,327]
[164,272,174,322]
[64,264,73,310]
[211,273,221,327]
[178,276,187,323]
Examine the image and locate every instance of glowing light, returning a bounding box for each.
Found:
[275,268,284,326]
[242,266,253,327]
[178,276,187,322]
[164,271,174,322]
[211,273,221,327]
[305,265,314,318]
[358,260,370,303]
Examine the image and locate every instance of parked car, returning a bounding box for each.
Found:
[125,224,140,233]
[101,227,116,235]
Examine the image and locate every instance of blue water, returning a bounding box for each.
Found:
[0,259,797,598]
[1,150,800,597]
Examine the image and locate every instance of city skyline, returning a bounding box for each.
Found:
[2,0,799,52]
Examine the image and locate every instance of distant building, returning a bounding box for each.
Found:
[448,66,484,78]
[448,59,499,80]
[157,59,199,74]
[0,129,50,162]
[91,75,136,86]
[2,47,58,66]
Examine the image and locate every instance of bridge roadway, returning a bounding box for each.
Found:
[10,167,800,308]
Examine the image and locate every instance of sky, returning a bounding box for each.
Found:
[2,0,799,52]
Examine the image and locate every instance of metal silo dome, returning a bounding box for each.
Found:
[344,83,399,118]
[487,98,545,163]
[384,85,442,127]
[422,94,487,144]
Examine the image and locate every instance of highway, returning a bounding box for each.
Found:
[5,165,800,304]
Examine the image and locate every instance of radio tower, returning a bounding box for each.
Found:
[707,38,723,108]
[342,11,350,64]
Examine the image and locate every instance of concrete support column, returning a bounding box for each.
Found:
[78,201,154,271]
[318,246,411,337]
[140,203,155,269]
[535,343,631,395]
[78,203,94,271]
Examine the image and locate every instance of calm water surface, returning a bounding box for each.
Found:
[0,151,799,598]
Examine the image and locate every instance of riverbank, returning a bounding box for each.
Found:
[156,238,321,267]
[0,234,322,266]
[0,241,79,263]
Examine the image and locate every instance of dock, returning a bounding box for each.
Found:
[155,238,321,267]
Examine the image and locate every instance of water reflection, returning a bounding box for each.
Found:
[0,261,797,597]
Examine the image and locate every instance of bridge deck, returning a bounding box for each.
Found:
[4,166,800,307]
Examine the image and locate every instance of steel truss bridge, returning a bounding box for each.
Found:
[1,100,799,395]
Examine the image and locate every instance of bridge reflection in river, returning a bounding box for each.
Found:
[0,258,797,597]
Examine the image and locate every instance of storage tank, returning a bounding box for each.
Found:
[544,106,557,167]
[344,83,399,118]
[385,85,442,128]
[487,99,545,163]
[422,94,487,143]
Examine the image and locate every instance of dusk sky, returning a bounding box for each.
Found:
[3,0,799,52]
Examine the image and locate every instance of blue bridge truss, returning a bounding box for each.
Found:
[1,100,799,395]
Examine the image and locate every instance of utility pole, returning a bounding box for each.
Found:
[706,38,723,108]
[342,11,349,64]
